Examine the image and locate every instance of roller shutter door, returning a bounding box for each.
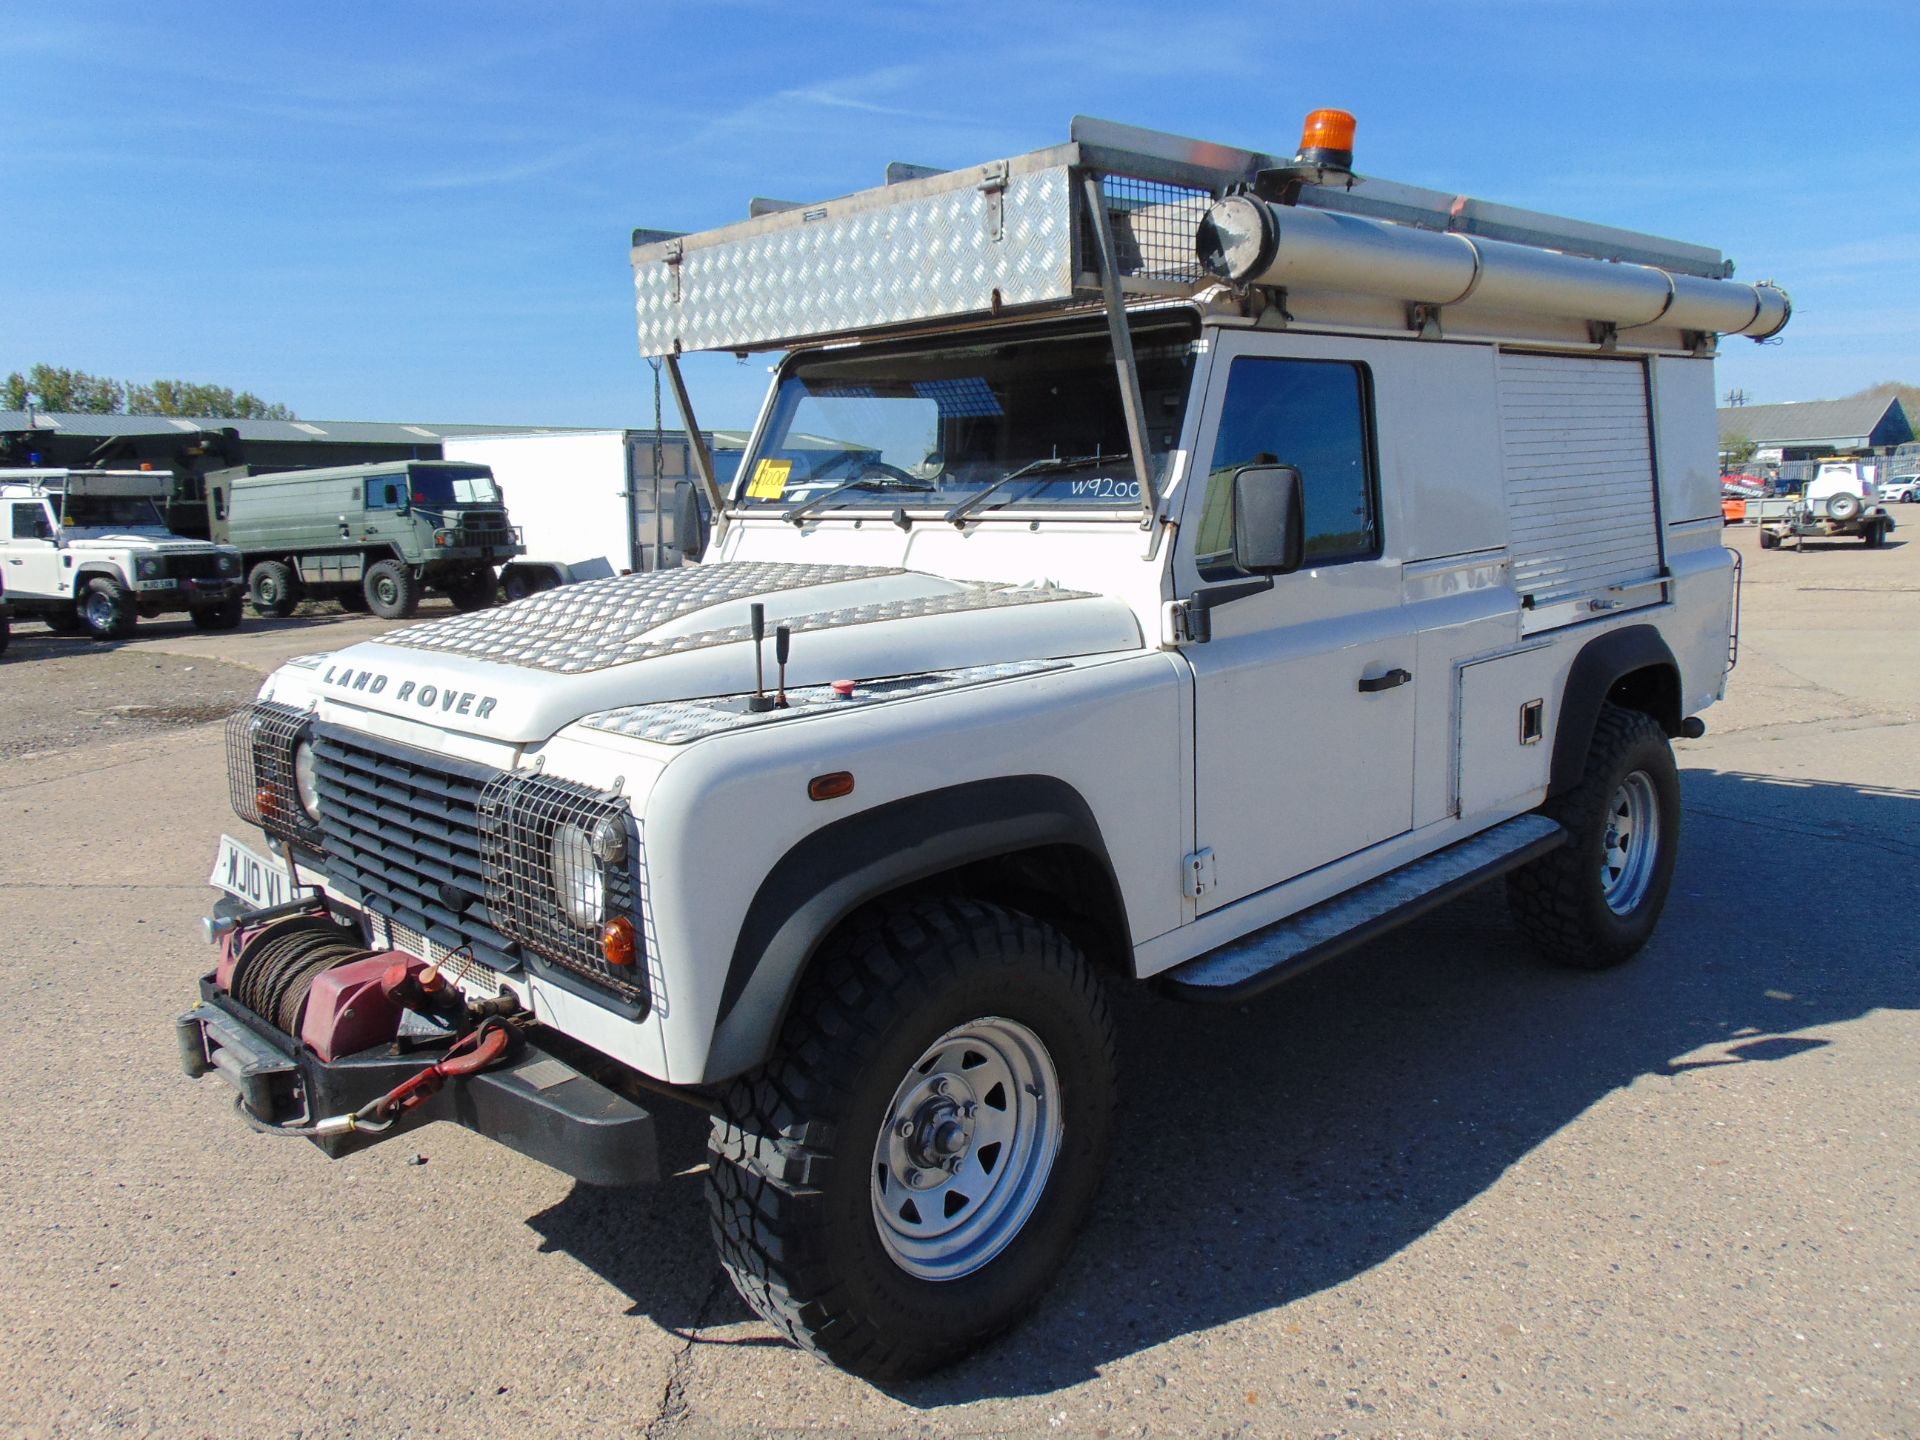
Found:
[1497,352,1662,609]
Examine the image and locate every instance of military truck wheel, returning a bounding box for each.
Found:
[706,898,1116,1381]
[190,592,246,631]
[1507,703,1680,970]
[445,567,497,612]
[363,560,419,619]
[248,561,299,618]
[79,576,137,641]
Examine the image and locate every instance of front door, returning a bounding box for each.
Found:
[6,501,66,600]
[1176,332,1416,913]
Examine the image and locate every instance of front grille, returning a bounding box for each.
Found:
[478,771,646,1007]
[227,701,321,849]
[165,551,228,581]
[312,726,521,975]
[456,523,522,550]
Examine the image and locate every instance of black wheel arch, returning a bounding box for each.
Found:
[1550,624,1683,798]
[704,775,1129,1081]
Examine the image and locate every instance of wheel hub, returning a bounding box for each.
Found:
[1600,769,1659,915]
[869,1015,1062,1281]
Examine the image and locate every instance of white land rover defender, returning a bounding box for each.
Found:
[179,114,1789,1378]
[1,469,245,637]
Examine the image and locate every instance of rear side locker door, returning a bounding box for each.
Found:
[1175,331,1416,912]
[1497,351,1664,630]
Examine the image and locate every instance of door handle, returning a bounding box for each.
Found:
[1357,667,1412,693]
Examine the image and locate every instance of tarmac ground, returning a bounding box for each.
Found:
[0,527,1914,1438]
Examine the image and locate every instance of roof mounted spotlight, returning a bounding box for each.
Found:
[1253,108,1359,205]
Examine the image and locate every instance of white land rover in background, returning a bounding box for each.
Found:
[179,113,1789,1380]
[1,469,245,638]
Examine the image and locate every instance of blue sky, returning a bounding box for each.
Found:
[5,1,1915,430]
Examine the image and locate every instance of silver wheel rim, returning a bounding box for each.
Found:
[870,1015,1062,1282]
[1601,770,1659,915]
[84,593,113,627]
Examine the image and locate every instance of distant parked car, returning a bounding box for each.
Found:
[1883,473,1920,503]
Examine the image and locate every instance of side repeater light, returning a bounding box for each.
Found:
[808,772,855,802]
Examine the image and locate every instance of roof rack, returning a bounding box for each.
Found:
[629,115,1732,362]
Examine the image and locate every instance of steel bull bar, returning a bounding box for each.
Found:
[177,979,658,1186]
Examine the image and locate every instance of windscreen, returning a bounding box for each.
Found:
[737,315,1199,516]
[408,466,499,506]
[62,494,166,528]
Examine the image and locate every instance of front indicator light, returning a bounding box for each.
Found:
[601,917,636,967]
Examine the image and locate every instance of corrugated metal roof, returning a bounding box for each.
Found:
[0,411,603,443]
[1717,394,1911,446]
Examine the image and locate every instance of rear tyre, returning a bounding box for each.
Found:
[444,566,497,612]
[1507,703,1680,970]
[1863,522,1886,549]
[1826,492,1863,522]
[79,576,137,641]
[1758,529,1780,550]
[706,898,1116,1381]
[190,592,246,631]
[248,561,299,618]
[362,560,419,620]
[0,611,9,657]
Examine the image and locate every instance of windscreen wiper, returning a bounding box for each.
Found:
[942,453,1131,528]
[782,475,934,526]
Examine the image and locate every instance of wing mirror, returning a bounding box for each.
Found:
[675,480,710,562]
[1229,464,1306,575]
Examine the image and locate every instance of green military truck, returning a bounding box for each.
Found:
[208,461,523,619]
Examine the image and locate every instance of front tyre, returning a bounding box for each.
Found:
[706,899,1116,1380]
[443,566,497,612]
[1507,703,1680,969]
[190,592,246,631]
[362,559,419,619]
[79,576,137,640]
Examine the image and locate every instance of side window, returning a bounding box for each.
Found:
[13,502,51,540]
[1194,358,1378,577]
[364,477,404,510]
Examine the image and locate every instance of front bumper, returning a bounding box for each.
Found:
[177,981,658,1187]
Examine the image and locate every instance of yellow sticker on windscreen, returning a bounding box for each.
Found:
[747,458,793,500]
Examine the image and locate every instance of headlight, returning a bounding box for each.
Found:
[219,551,238,575]
[551,823,608,927]
[137,557,161,579]
[292,738,321,823]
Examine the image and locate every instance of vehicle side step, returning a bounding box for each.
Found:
[1160,814,1567,1004]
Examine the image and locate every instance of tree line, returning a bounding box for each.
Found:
[4,363,297,421]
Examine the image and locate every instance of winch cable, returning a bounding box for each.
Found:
[235,1017,518,1140]
[228,918,368,1035]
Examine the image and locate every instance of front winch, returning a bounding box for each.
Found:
[177,906,659,1186]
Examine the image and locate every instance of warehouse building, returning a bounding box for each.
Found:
[0,410,605,535]
[1717,392,1914,465]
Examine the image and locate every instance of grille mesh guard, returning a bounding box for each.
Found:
[226,701,320,849]
[478,771,647,1008]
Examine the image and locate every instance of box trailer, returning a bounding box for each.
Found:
[440,430,746,598]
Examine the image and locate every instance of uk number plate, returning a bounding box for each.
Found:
[209,834,315,909]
